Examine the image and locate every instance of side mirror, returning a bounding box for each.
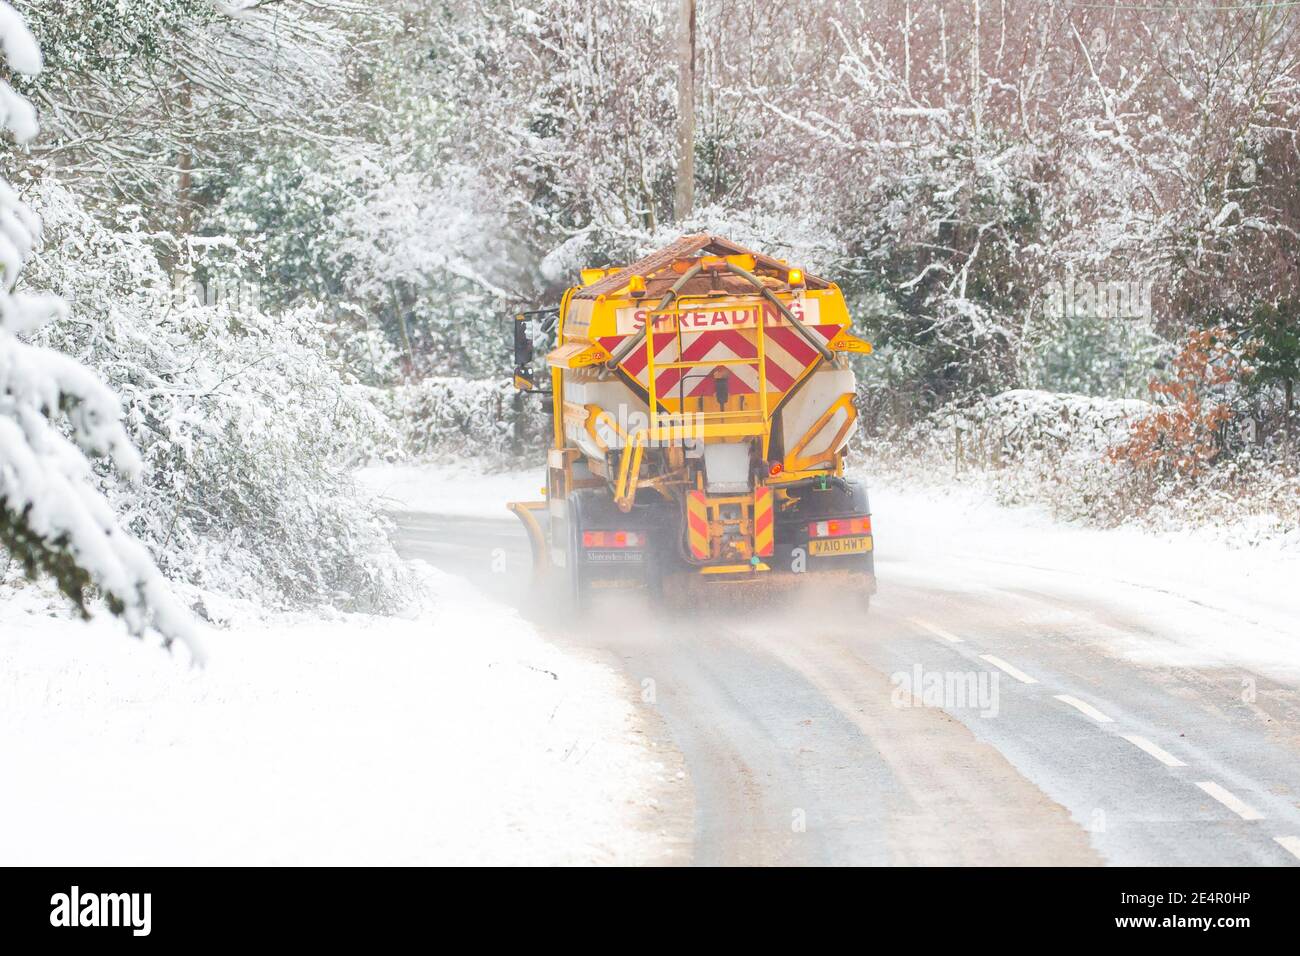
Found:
[513,314,535,369]
[511,308,558,393]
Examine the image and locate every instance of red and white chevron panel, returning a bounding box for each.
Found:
[598,332,678,390]
[598,325,837,399]
[761,324,838,393]
[663,328,759,398]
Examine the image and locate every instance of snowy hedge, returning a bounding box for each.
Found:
[858,389,1152,526]
[374,377,549,465]
[21,180,411,615]
[858,388,1300,548]
[923,390,1151,464]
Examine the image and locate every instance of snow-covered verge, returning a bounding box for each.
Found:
[868,477,1300,681]
[861,389,1300,553]
[0,565,677,865]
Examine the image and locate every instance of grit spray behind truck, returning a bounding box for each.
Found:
[509,234,876,610]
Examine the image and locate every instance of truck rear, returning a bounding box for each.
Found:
[510,234,876,610]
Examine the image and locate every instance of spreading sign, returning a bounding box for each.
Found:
[615,296,820,335]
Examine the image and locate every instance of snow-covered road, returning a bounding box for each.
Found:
[373,462,1300,865]
[7,459,1298,866]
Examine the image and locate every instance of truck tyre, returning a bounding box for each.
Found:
[565,510,590,614]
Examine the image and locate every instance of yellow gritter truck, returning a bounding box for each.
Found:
[509,234,877,610]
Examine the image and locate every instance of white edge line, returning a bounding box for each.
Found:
[1121,734,1186,768]
[1196,781,1264,821]
[909,617,962,643]
[1275,836,1300,861]
[979,654,1039,685]
[1053,694,1114,723]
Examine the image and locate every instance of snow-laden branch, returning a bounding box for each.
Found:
[0,2,202,658]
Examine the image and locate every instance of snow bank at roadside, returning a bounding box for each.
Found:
[357,461,543,517]
[868,474,1300,680]
[861,390,1300,554]
[0,565,676,865]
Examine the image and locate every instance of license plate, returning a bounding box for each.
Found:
[809,535,872,556]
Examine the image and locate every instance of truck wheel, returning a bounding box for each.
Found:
[564,509,590,614]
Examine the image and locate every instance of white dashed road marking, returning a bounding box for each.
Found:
[1054,694,1114,723]
[902,618,1280,847]
[1196,781,1264,821]
[910,618,963,643]
[1121,735,1186,768]
[979,654,1038,685]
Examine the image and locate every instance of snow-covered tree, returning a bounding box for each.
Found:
[25,177,412,615]
[0,2,199,654]
[12,0,375,236]
[432,0,680,279]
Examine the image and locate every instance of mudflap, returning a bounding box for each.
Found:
[572,494,670,598]
[560,489,669,612]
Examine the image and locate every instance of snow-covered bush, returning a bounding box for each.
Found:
[210,138,521,382]
[1134,452,1300,552]
[860,390,1151,526]
[327,165,519,379]
[23,179,411,614]
[205,142,368,311]
[930,390,1151,464]
[0,2,199,650]
[862,386,1300,547]
[375,377,548,465]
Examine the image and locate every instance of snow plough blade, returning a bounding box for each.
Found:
[507,500,549,576]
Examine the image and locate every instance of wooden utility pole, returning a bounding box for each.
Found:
[167,66,194,283]
[388,282,417,378]
[970,0,982,141]
[674,0,696,222]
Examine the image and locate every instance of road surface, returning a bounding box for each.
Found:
[392,509,1300,866]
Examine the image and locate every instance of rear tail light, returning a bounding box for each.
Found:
[582,530,647,549]
[808,516,871,538]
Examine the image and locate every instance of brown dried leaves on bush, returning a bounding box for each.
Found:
[1110,329,1249,479]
